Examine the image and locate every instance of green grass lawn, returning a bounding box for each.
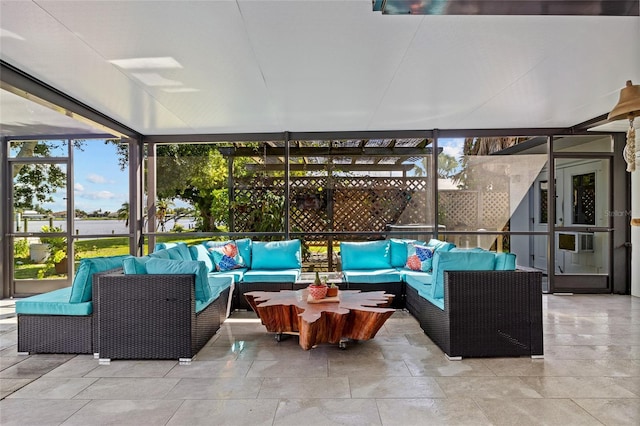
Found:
[13,235,218,279]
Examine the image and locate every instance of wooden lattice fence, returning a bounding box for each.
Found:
[232,177,509,269]
[233,176,429,236]
[438,190,509,232]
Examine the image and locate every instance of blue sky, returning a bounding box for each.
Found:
[71,141,128,214]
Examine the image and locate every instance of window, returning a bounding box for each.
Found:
[572,172,595,225]
[539,181,548,224]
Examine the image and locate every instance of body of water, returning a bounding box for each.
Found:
[14,219,196,236]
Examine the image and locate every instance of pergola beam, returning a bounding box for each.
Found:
[220,146,435,157]
[245,163,415,172]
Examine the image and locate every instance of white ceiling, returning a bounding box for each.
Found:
[0,0,639,137]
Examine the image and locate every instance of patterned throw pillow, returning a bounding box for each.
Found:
[405,244,434,272]
[204,241,245,271]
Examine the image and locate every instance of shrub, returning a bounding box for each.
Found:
[14,238,29,258]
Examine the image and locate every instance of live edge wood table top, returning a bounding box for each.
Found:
[244,290,395,350]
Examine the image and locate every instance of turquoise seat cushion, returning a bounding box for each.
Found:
[208,275,234,299]
[69,255,131,303]
[389,239,415,268]
[403,270,433,289]
[145,258,211,302]
[342,269,401,284]
[426,239,456,252]
[494,252,517,270]
[340,240,391,270]
[123,256,151,274]
[235,238,252,268]
[431,251,496,299]
[212,268,246,283]
[16,288,92,316]
[164,242,192,261]
[189,244,215,272]
[251,240,302,270]
[195,297,214,314]
[242,269,300,283]
[195,275,235,313]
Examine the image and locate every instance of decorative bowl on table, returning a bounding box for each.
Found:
[308,284,328,300]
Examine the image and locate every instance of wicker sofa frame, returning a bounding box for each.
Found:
[405,269,543,359]
[18,314,93,355]
[16,269,121,355]
[93,271,229,363]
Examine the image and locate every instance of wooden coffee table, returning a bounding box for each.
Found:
[244,289,395,350]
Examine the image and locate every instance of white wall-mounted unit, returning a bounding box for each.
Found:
[557,232,594,253]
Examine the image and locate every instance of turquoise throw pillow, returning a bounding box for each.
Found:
[69,255,131,303]
[145,258,211,302]
[189,244,214,272]
[405,244,434,272]
[149,250,170,259]
[431,251,496,299]
[154,242,177,251]
[426,238,456,252]
[235,238,252,266]
[340,240,391,270]
[251,240,301,270]
[123,256,151,274]
[164,242,191,261]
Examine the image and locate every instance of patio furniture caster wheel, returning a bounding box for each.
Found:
[275,333,283,342]
[339,341,347,350]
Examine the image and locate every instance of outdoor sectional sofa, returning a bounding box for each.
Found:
[340,239,543,359]
[16,237,542,361]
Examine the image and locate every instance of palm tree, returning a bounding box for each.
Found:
[116,202,129,227]
[155,199,173,231]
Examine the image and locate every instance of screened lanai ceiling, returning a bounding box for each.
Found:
[0,0,639,137]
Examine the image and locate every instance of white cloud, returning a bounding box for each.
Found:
[87,173,107,184]
[93,191,116,200]
[442,145,463,160]
[74,183,85,192]
[76,190,116,200]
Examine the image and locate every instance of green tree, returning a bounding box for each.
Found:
[116,202,130,227]
[437,153,459,179]
[154,144,255,232]
[452,137,528,190]
[12,141,67,210]
[155,199,173,231]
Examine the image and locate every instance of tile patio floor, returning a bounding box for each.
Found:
[1,294,639,425]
